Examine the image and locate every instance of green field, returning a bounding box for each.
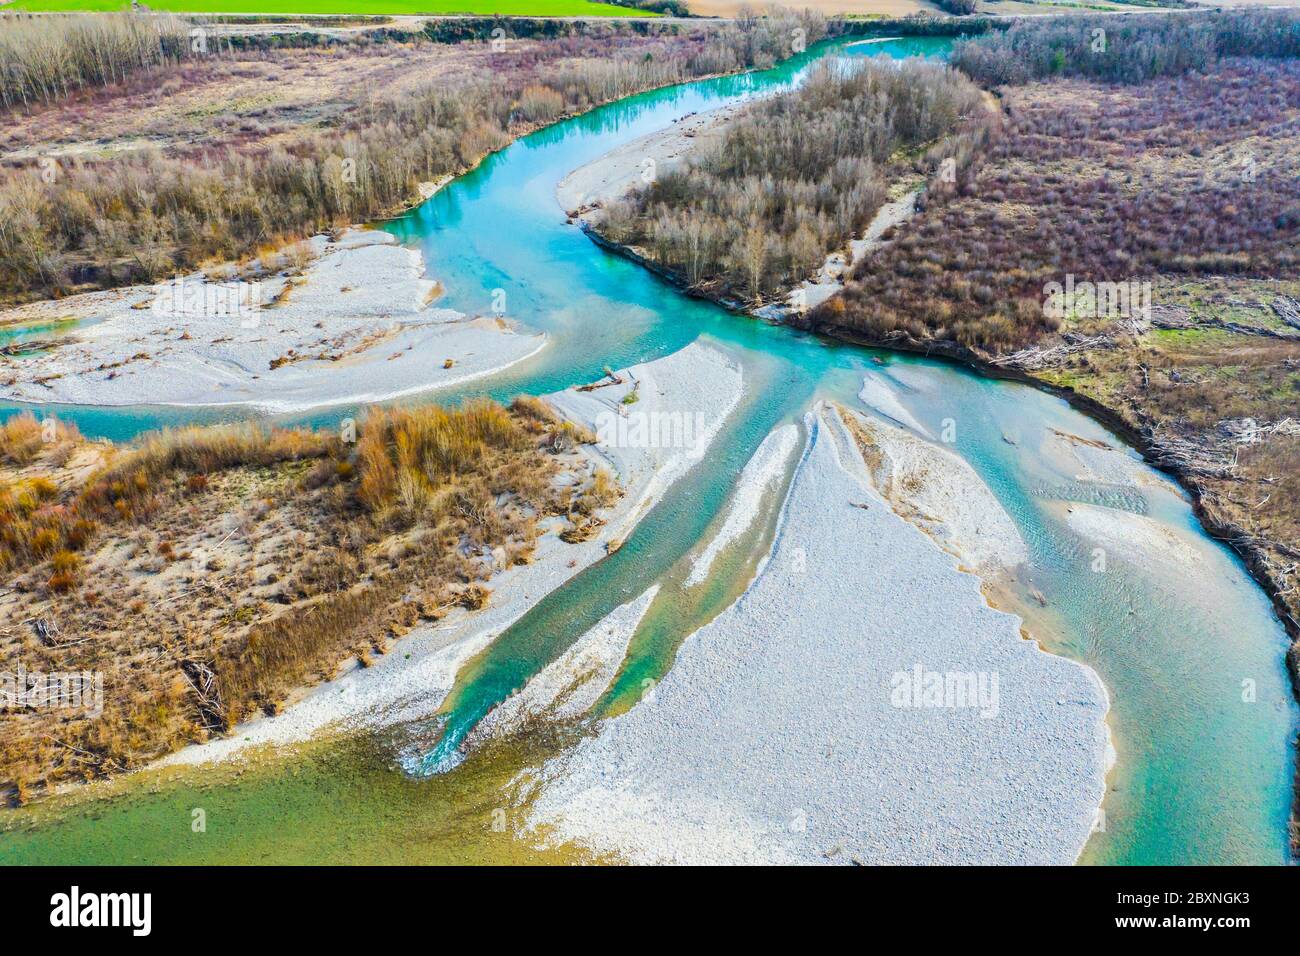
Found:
[3,0,655,16]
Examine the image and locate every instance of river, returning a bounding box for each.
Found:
[1,36,1294,865]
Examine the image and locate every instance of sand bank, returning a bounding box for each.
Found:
[465,586,660,746]
[1056,501,1204,572]
[0,230,545,414]
[1043,426,1166,492]
[159,341,743,767]
[857,370,933,438]
[528,403,1109,865]
[546,341,744,547]
[846,402,1028,572]
[685,423,799,588]
[556,102,750,223]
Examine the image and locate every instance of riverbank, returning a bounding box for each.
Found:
[525,402,1110,864]
[568,111,1300,660]
[1,9,833,306]
[573,175,1300,865]
[0,229,546,414]
[3,16,1293,866]
[821,318,1300,672]
[812,43,1300,695]
[154,340,743,771]
[563,28,1300,852]
[557,100,751,223]
[816,314,1300,851]
[560,121,924,321]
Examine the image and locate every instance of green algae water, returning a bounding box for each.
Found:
[2,36,1295,865]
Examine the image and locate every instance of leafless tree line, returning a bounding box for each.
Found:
[0,10,829,301]
[601,58,985,302]
[0,12,196,110]
[952,8,1300,87]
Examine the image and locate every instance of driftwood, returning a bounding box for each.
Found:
[43,736,124,775]
[1272,295,1300,330]
[180,659,226,731]
[1150,303,1299,340]
[1,339,60,357]
[576,373,624,392]
[30,617,59,646]
[990,333,1113,371]
[1214,319,1300,340]
[1146,424,1239,479]
[1216,417,1300,445]
[1149,305,1193,330]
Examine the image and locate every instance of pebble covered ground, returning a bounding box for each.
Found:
[529,403,1110,864]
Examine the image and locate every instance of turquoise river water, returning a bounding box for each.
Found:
[1,37,1295,865]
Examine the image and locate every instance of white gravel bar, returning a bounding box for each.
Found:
[1057,502,1203,572]
[465,585,660,747]
[528,403,1110,865]
[847,405,1028,572]
[546,340,743,548]
[0,229,545,414]
[556,102,749,223]
[685,423,799,588]
[857,370,934,439]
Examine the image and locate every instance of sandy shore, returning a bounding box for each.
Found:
[1043,426,1166,492]
[546,341,744,548]
[0,229,545,414]
[556,101,751,223]
[1056,501,1204,571]
[159,341,743,767]
[528,403,1109,865]
[857,369,934,438]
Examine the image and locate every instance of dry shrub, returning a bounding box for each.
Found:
[0,391,619,798]
[0,411,81,466]
[102,422,335,485]
[517,84,565,123]
[510,393,558,424]
[355,399,526,514]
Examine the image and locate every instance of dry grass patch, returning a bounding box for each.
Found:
[0,396,619,802]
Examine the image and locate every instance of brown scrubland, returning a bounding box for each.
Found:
[823,56,1300,350]
[0,399,617,802]
[0,9,827,305]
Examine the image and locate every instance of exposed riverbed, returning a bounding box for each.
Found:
[1,36,1294,865]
